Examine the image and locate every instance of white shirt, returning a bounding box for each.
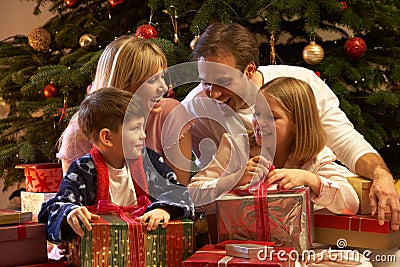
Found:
[107,163,137,206]
[183,65,377,173]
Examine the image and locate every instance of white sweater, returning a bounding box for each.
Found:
[183,65,377,173]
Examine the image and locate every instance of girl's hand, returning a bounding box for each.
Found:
[135,208,170,231]
[266,168,320,194]
[237,155,272,187]
[66,207,100,237]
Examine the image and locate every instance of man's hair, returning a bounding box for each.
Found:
[260,77,327,166]
[192,22,259,71]
[78,88,144,142]
[91,35,167,93]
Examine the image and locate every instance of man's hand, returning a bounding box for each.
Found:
[369,174,399,231]
[355,153,400,231]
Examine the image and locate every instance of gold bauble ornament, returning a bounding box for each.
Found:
[190,35,200,51]
[28,27,51,52]
[0,97,11,118]
[79,34,97,50]
[302,41,324,65]
[193,216,208,234]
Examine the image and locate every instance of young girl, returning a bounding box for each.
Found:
[253,77,359,215]
[58,35,192,185]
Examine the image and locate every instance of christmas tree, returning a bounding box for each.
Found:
[0,0,399,189]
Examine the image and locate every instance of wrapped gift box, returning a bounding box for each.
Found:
[0,222,48,267]
[225,243,273,259]
[68,214,193,267]
[216,187,312,251]
[346,176,372,214]
[0,209,32,225]
[21,191,57,222]
[15,163,63,192]
[14,260,65,267]
[182,242,295,267]
[314,209,400,250]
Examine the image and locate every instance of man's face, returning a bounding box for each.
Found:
[198,54,252,112]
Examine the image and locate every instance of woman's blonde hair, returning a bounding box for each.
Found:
[260,77,327,167]
[58,36,166,149]
[91,35,167,93]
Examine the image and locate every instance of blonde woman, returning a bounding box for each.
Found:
[58,35,192,185]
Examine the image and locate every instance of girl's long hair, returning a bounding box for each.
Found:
[261,77,327,166]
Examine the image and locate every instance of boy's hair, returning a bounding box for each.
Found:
[91,35,167,93]
[260,77,327,167]
[192,22,259,71]
[78,88,144,143]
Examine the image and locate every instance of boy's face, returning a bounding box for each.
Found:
[119,116,146,160]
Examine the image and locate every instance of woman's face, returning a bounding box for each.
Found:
[136,66,168,111]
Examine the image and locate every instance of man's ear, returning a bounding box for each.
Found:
[99,128,113,146]
[244,61,257,78]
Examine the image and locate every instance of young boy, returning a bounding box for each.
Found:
[39,88,194,244]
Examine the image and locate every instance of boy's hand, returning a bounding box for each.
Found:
[135,208,170,231]
[67,206,100,237]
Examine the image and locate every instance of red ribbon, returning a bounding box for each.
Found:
[16,224,27,239]
[254,165,275,241]
[255,181,270,241]
[89,196,151,221]
[165,221,184,266]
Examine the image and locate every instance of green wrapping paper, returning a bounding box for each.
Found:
[68,214,193,267]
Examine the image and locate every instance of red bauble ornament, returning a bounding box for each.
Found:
[65,0,79,8]
[344,37,367,58]
[44,83,57,99]
[135,24,158,39]
[108,0,125,8]
[339,1,347,10]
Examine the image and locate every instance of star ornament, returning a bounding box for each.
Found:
[56,96,68,124]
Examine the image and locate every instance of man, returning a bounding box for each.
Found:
[184,22,399,230]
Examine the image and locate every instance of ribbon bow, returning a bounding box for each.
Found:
[91,196,151,220]
[248,165,275,193]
